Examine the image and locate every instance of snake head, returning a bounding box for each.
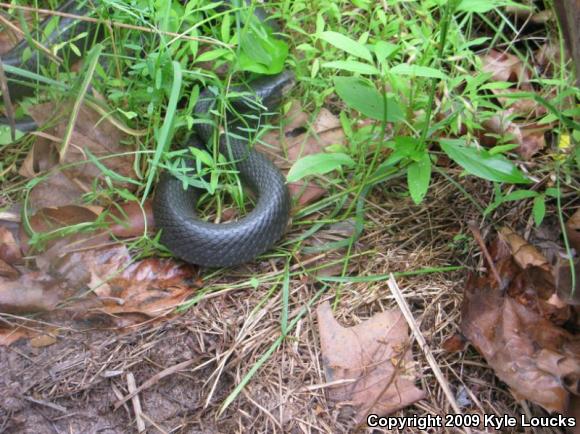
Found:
[250,70,296,112]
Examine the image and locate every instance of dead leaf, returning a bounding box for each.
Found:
[0,259,19,279]
[481,113,548,160]
[26,171,87,212]
[463,227,580,413]
[19,205,101,255]
[0,328,28,346]
[0,226,21,265]
[93,258,197,317]
[0,26,20,56]
[441,334,467,353]
[536,44,561,77]
[566,209,580,252]
[107,199,155,238]
[462,276,580,413]
[481,50,533,86]
[259,101,345,207]
[0,275,61,313]
[554,258,580,305]
[317,301,424,422]
[518,125,547,159]
[22,102,136,211]
[499,227,550,271]
[30,333,57,348]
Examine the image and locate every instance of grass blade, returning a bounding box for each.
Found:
[60,43,102,160]
[142,61,182,202]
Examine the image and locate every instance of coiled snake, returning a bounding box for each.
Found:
[1,0,293,267]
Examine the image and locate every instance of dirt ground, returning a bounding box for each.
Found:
[1,171,571,434]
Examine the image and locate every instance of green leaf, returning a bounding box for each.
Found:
[333,77,403,122]
[0,125,25,144]
[319,31,372,62]
[142,61,182,202]
[287,153,355,183]
[196,48,230,63]
[532,194,546,226]
[407,151,432,204]
[488,143,520,155]
[457,0,525,13]
[237,21,288,74]
[440,139,530,184]
[545,187,561,198]
[322,60,379,75]
[373,41,399,65]
[502,189,538,201]
[390,64,448,79]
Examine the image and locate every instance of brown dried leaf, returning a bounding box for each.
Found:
[554,258,580,305]
[317,301,425,422]
[481,113,548,160]
[93,258,197,317]
[441,334,467,353]
[259,101,345,207]
[0,275,61,313]
[499,227,550,271]
[107,199,155,238]
[19,205,101,255]
[26,171,87,212]
[461,277,580,413]
[0,259,19,279]
[22,102,136,211]
[29,333,57,348]
[0,328,28,347]
[536,44,561,77]
[481,50,532,85]
[0,226,21,265]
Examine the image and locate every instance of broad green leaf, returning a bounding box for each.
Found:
[407,151,431,204]
[373,41,399,65]
[532,194,546,226]
[440,139,530,184]
[237,20,288,74]
[319,31,372,62]
[196,48,230,63]
[287,153,355,183]
[457,0,525,13]
[545,187,561,198]
[390,64,448,80]
[334,76,403,122]
[322,60,379,75]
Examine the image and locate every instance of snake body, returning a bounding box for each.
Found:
[1,1,292,267]
[154,72,293,267]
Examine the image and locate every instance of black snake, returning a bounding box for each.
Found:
[1,0,293,267]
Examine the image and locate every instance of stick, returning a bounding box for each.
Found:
[387,274,471,434]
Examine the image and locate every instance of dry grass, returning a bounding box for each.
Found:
[1,169,570,434]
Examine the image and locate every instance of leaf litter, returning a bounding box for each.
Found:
[477,47,566,160]
[317,301,425,422]
[22,101,137,212]
[259,100,345,207]
[461,221,580,414]
[0,101,199,343]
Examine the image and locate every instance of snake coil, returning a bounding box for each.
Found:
[1,1,293,267]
